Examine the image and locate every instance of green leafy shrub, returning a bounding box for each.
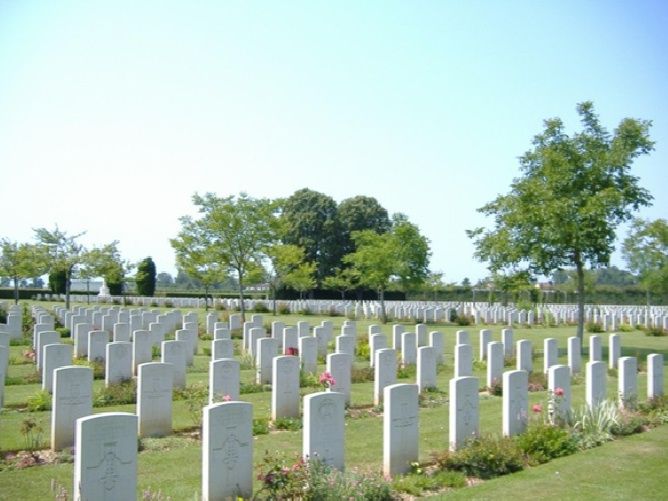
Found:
[571,400,619,449]
[94,379,137,407]
[273,417,302,431]
[610,412,648,436]
[253,418,270,435]
[393,463,466,496]
[586,322,604,333]
[528,371,547,392]
[454,315,471,326]
[253,302,269,313]
[644,326,666,337]
[434,435,524,479]
[351,366,375,384]
[56,327,70,338]
[397,363,417,380]
[27,390,52,412]
[515,423,578,464]
[619,323,635,332]
[277,303,291,315]
[487,377,502,396]
[173,383,208,427]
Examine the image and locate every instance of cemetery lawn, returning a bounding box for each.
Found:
[438,423,668,500]
[1,303,668,499]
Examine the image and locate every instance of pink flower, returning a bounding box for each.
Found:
[319,371,336,388]
[554,387,564,396]
[223,395,231,402]
[533,403,543,413]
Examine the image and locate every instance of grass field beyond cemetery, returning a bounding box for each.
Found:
[1,301,667,499]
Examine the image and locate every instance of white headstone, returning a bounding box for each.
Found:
[383,383,419,475]
[609,334,621,370]
[326,353,352,406]
[618,356,638,410]
[567,336,581,375]
[501,328,514,357]
[88,330,110,364]
[132,330,153,374]
[454,344,473,378]
[299,336,318,374]
[106,341,133,386]
[42,343,73,393]
[374,348,397,406]
[209,358,240,404]
[161,340,188,389]
[586,361,607,408]
[486,341,504,389]
[137,362,173,436]
[449,376,479,451]
[503,370,528,437]
[74,412,138,501]
[212,339,235,360]
[479,329,492,360]
[202,402,254,500]
[303,391,345,470]
[417,346,437,392]
[256,337,279,384]
[548,365,571,421]
[544,338,558,374]
[51,366,93,451]
[271,355,301,420]
[647,353,664,399]
[589,335,602,362]
[401,332,417,366]
[516,339,532,373]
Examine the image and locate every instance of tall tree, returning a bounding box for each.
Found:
[345,214,431,323]
[172,192,279,321]
[622,217,668,305]
[135,257,157,297]
[171,218,228,310]
[0,240,48,303]
[81,241,134,300]
[338,195,391,258]
[280,188,341,285]
[467,102,653,346]
[34,226,86,309]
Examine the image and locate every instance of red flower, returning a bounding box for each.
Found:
[532,403,543,413]
[554,387,564,396]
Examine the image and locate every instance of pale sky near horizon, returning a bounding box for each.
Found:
[1,1,666,285]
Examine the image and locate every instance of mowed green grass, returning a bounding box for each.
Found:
[1,302,667,499]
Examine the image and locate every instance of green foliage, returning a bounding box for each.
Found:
[277,303,291,315]
[253,302,269,313]
[56,327,70,338]
[571,401,619,448]
[622,217,668,301]
[586,321,604,333]
[644,326,666,337]
[273,417,302,431]
[515,423,578,464]
[49,268,68,295]
[454,315,471,326]
[171,192,280,320]
[94,379,137,407]
[350,366,375,384]
[135,257,157,297]
[467,102,654,343]
[173,383,209,428]
[393,467,467,496]
[20,414,45,450]
[435,435,525,479]
[27,390,52,412]
[487,377,503,396]
[528,371,547,392]
[610,412,648,436]
[397,363,416,380]
[255,450,395,501]
[253,418,270,435]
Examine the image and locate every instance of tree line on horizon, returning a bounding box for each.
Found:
[1,102,667,331]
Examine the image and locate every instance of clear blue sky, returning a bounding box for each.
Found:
[1,1,666,284]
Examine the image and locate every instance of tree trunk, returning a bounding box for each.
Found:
[575,258,585,352]
[65,267,72,309]
[272,285,277,316]
[204,284,209,311]
[646,288,651,308]
[379,285,387,324]
[238,271,245,323]
[13,274,19,304]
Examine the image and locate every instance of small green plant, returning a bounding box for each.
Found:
[253,302,270,313]
[253,418,270,435]
[173,383,209,427]
[527,371,547,392]
[619,323,635,332]
[20,414,45,449]
[56,327,70,338]
[454,315,471,326]
[644,326,666,337]
[585,321,604,333]
[94,379,137,407]
[487,377,503,396]
[273,417,302,431]
[515,422,578,464]
[351,366,375,383]
[397,363,417,379]
[277,303,291,315]
[571,400,619,449]
[434,435,524,479]
[27,390,52,411]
